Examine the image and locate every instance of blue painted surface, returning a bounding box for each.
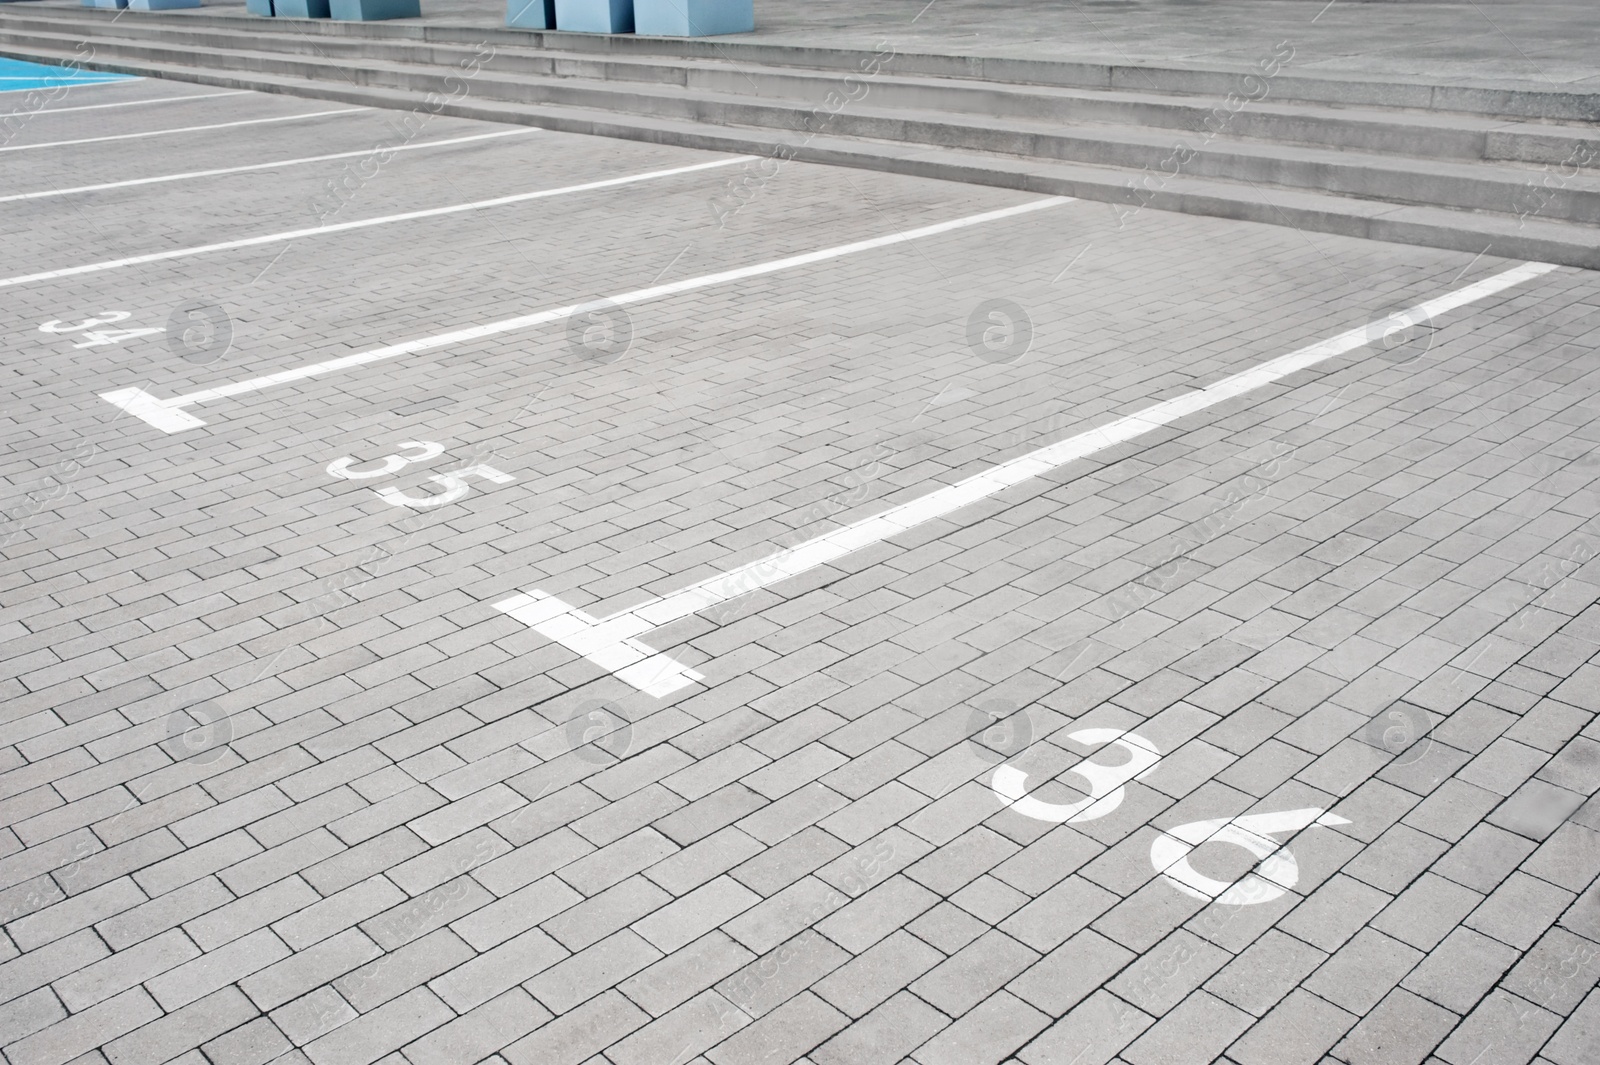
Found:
[329,0,420,19]
[245,0,273,12]
[274,0,330,15]
[555,0,632,33]
[79,0,126,7]
[128,0,203,8]
[505,0,555,29]
[0,56,135,92]
[633,0,751,36]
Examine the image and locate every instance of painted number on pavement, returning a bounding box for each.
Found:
[991,729,1350,906]
[327,441,515,509]
[40,311,164,350]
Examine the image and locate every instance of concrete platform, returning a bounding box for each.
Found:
[18,0,1600,91]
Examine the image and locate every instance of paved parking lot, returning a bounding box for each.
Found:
[3,69,1600,1065]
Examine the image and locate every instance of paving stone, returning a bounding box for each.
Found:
[1332,987,1458,1065]
[1503,927,1600,1016]
[1401,926,1519,1013]
[910,929,1039,1016]
[1017,989,1152,1065]
[1370,873,1483,951]
[4,988,161,1065]
[103,985,259,1065]
[429,926,567,1013]
[302,987,453,1065]
[337,928,475,1013]
[1465,870,1576,950]
[1225,989,1357,1065]
[809,990,946,1065]
[240,928,382,1012]
[1543,985,1600,1065]
[705,991,847,1065]
[53,928,201,1012]
[143,927,290,1012]
[401,987,548,1065]
[1303,927,1423,1015]
[501,990,648,1065]
[1434,988,1562,1065]
[1124,990,1254,1065]
[526,930,662,1015]
[621,931,755,1018]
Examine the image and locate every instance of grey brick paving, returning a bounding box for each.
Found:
[2,56,1600,1065]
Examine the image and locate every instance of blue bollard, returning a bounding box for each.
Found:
[274,0,331,16]
[633,0,752,36]
[554,0,632,33]
[329,0,421,18]
[505,0,555,29]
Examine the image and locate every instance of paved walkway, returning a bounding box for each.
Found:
[2,60,1600,1065]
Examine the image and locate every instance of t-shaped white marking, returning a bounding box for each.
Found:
[100,387,205,433]
[493,260,1557,697]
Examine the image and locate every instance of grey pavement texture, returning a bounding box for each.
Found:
[34,0,1600,89]
[2,69,1600,1065]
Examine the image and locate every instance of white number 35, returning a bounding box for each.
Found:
[327,441,445,480]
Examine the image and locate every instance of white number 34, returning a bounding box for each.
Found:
[40,312,164,350]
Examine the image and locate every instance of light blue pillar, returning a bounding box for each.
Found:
[80,0,128,8]
[245,0,273,14]
[506,0,555,29]
[128,0,203,9]
[554,0,632,33]
[274,0,330,15]
[330,0,420,18]
[633,0,751,36]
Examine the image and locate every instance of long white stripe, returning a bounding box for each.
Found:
[99,196,1073,434]
[654,260,1561,623]
[492,259,1559,697]
[0,128,534,204]
[0,106,365,153]
[4,155,751,291]
[186,197,1069,406]
[25,89,251,115]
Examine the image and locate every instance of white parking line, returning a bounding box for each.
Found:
[29,90,252,115]
[0,128,535,204]
[0,106,366,154]
[494,259,1559,697]
[100,196,1070,433]
[6,155,750,292]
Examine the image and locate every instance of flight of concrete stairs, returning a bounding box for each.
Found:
[4,4,1599,268]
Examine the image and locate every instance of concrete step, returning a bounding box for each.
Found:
[11,2,1600,122]
[3,35,1595,272]
[6,23,1596,228]
[7,7,1599,168]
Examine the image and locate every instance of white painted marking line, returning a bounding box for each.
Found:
[100,196,1068,435]
[495,259,1558,697]
[10,155,748,291]
[0,106,366,154]
[0,128,534,204]
[28,89,252,116]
